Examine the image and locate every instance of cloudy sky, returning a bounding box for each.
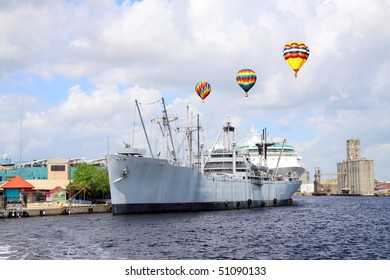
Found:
[1,0,389,182]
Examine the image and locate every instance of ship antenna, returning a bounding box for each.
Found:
[135,99,154,158]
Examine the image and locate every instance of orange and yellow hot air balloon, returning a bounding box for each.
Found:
[283,42,310,78]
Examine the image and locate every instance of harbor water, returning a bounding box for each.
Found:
[1,195,390,260]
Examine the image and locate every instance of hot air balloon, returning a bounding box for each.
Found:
[236,69,257,97]
[195,81,211,102]
[283,42,310,77]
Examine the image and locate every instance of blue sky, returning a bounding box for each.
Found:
[1,0,390,181]
[1,75,92,105]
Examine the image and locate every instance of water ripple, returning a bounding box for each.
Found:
[1,196,390,259]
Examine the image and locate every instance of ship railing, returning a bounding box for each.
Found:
[207,173,245,182]
[70,199,92,205]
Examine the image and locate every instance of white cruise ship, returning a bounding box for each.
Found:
[235,126,305,177]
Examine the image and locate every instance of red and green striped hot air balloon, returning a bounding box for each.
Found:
[195,81,211,102]
[283,42,310,78]
[236,69,257,97]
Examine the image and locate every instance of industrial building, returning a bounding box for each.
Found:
[313,139,375,195]
[336,139,375,195]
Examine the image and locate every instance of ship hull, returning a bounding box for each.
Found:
[106,154,301,215]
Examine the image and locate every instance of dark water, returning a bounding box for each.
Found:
[1,195,390,260]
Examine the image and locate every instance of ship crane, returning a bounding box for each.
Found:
[314,167,346,193]
[135,98,178,162]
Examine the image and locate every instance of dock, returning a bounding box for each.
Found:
[0,203,112,219]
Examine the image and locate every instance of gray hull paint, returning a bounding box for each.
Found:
[112,199,292,214]
[106,154,300,215]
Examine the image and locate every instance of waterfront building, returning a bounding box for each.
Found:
[0,157,105,206]
[0,157,105,182]
[1,175,35,203]
[374,182,390,196]
[0,158,80,182]
[337,139,375,195]
[46,186,67,202]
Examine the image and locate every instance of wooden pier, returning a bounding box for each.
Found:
[0,204,112,219]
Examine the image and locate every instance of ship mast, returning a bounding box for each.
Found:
[162,98,177,162]
[262,128,267,167]
[197,114,200,171]
[176,106,202,167]
[186,110,200,168]
[186,106,193,165]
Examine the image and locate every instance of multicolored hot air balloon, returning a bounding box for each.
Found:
[195,81,211,102]
[283,42,310,78]
[236,69,257,97]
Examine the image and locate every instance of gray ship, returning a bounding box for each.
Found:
[106,98,302,214]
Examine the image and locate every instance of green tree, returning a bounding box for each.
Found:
[67,163,110,202]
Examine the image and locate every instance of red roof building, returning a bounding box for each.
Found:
[46,186,67,202]
[1,176,35,202]
[1,176,35,190]
[374,182,390,195]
